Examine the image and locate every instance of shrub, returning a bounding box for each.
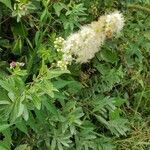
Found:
[0,0,149,149]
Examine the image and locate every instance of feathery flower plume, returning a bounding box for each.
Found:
[61,11,124,63]
[104,11,124,38]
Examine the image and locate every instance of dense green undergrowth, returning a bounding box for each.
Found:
[0,0,150,149]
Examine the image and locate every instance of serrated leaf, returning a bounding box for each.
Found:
[108,118,129,137]
[40,80,56,98]
[31,94,41,110]
[95,115,109,127]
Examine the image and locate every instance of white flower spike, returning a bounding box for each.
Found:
[62,11,124,63]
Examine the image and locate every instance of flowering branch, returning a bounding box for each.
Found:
[54,11,125,69]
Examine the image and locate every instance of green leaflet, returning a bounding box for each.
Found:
[0,124,11,132]
[0,0,12,10]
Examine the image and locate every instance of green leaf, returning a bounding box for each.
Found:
[26,112,37,132]
[95,115,109,127]
[0,124,11,132]
[16,119,28,134]
[12,37,23,54]
[0,101,11,105]
[63,101,76,112]
[17,103,25,118]
[0,0,12,10]
[14,144,31,150]
[35,31,41,46]
[22,105,29,121]
[0,80,13,93]
[57,142,63,150]
[40,8,49,22]
[9,95,25,122]
[100,49,118,63]
[8,92,15,102]
[11,22,28,37]
[0,39,10,48]
[42,98,58,115]
[108,118,129,137]
[67,81,83,94]
[26,38,33,49]
[0,145,8,150]
[47,69,70,79]
[51,138,56,150]
[53,80,74,89]
[144,32,150,40]
[0,129,12,150]
[53,3,66,17]
[31,94,41,110]
[40,80,57,98]
[96,137,116,150]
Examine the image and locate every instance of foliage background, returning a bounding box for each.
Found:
[0,0,150,149]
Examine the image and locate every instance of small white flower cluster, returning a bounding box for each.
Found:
[105,11,125,38]
[61,11,124,63]
[54,37,73,70]
[54,37,65,52]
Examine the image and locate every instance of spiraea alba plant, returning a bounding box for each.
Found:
[55,11,124,69]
